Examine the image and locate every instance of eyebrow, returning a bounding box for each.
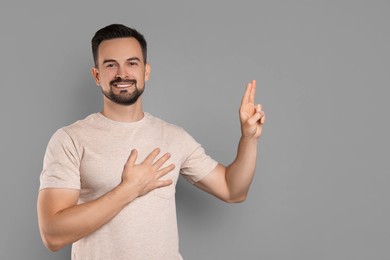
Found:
[102,57,141,64]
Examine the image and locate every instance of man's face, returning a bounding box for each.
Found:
[92,37,150,105]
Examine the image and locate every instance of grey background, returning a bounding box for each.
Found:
[0,0,389,259]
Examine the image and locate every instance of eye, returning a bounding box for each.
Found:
[129,61,138,66]
[105,63,116,68]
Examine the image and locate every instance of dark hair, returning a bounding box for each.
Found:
[91,24,147,67]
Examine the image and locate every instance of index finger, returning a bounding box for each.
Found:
[250,80,256,104]
[241,80,256,106]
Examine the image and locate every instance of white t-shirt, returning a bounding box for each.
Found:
[40,112,218,260]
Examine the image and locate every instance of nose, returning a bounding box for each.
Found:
[115,66,128,79]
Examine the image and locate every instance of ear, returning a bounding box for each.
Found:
[91,67,100,85]
[144,63,151,81]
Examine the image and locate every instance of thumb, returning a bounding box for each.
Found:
[247,109,262,126]
[126,149,138,166]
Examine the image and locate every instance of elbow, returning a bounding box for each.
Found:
[43,238,64,252]
[38,219,69,252]
[41,233,66,252]
[223,193,248,203]
[46,244,62,252]
[233,195,247,203]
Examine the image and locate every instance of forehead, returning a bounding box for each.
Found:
[98,37,143,63]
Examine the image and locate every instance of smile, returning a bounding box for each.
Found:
[113,82,135,88]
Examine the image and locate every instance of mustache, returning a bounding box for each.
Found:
[110,78,137,86]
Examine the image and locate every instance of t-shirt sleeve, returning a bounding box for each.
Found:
[39,128,81,190]
[179,131,218,184]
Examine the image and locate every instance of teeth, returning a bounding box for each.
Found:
[114,83,134,88]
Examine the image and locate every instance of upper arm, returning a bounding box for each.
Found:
[37,189,80,237]
[194,164,232,202]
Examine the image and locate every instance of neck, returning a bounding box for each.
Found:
[101,97,144,122]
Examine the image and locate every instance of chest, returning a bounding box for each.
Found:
[77,129,184,201]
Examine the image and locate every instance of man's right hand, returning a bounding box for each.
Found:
[120,148,175,197]
[38,147,175,252]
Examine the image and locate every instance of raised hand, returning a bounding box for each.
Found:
[239,80,266,139]
[121,148,175,197]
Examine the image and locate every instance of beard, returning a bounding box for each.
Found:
[102,78,144,106]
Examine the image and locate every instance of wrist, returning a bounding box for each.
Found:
[240,134,259,144]
[114,182,140,204]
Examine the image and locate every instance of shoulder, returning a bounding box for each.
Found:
[48,113,99,145]
[59,113,100,136]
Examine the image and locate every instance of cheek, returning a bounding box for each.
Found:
[138,70,148,82]
[100,72,116,84]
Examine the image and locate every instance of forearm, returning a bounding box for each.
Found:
[195,80,265,203]
[39,149,174,251]
[225,136,258,200]
[40,184,138,251]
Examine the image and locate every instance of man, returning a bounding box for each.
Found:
[37,24,266,259]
